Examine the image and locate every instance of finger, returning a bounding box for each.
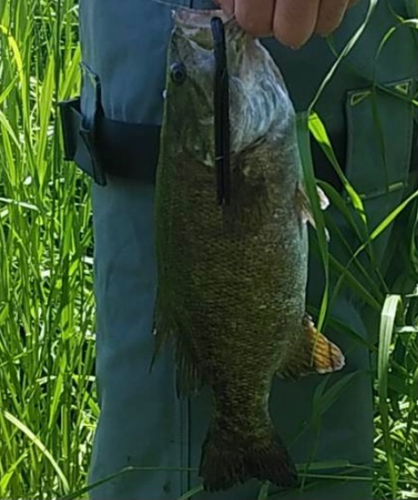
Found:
[273,0,320,48]
[215,0,235,16]
[315,0,350,35]
[234,0,275,37]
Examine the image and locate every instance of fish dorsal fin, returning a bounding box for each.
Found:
[278,314,345,380]
[151,291,204,398]
[296,184,330,240]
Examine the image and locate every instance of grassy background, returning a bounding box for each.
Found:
[0,0,417,499]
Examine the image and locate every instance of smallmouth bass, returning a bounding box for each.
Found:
[153,9,345,492]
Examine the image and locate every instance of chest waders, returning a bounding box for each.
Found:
[60,0,417,497]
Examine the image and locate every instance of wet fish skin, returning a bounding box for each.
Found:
[153,9,344,492]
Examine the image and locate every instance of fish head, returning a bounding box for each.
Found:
[164,9,227,166]
[165,9,295,166]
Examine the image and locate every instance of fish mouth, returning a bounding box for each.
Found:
[173,8,245,49]
[174,7,232,29]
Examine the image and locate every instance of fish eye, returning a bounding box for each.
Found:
[170,62,187,85]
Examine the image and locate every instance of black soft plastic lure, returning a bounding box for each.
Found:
[211,16,231,206]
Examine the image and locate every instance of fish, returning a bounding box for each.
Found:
[152,8,345,492]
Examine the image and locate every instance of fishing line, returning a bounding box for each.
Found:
[211,16,231,206]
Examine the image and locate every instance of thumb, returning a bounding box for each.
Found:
[214,0,235,16]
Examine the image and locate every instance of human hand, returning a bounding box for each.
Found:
[216,0,358,48]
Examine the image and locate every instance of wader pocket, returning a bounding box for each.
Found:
[345,78,416,225]
[59,64,107,185]
[59,64,161,184]
[344,78,416,262]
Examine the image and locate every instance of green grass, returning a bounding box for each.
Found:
[1,1,95,497]
[0,0,417,499]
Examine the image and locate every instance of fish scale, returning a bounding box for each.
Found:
[152,9,345,492]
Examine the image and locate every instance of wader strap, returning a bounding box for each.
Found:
[58,98,160,185]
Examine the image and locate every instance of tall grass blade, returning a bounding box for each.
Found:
[378,294,402,499]
[297,113,329,330]
[3,410,70,493]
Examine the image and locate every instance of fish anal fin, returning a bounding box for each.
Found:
[278,314,345,380]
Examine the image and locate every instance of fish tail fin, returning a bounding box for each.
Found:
[199,427,298,491]
[279,314,345,380]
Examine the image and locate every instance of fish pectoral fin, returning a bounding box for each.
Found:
[278,314,345,380]
[295,183,330,241]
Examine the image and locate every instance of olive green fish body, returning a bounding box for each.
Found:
[154,10,344,492]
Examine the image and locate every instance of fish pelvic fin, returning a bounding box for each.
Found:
[278,314,345,380]
[199,427,298,491]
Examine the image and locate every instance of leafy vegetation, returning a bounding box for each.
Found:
[0,0,416,499]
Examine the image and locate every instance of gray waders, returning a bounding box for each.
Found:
[59,0,417,497]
